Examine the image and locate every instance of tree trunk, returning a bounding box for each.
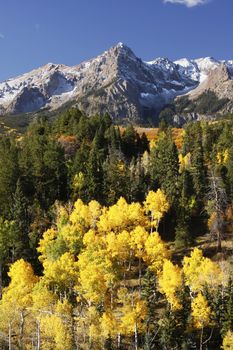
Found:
[36,320,40,350]
[200,327,203,350]
[139,257,142,293]
[117,333,121,348]
[8,323,12,350]
[217,229,222,252]
[19,311,25,350]
[134,323,138,350]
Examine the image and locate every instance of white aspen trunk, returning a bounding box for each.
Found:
[19,310,25,350]
[8,322,12,350]
[117,333,121,348]
[139,257,142,293]
[134,323,138,350]
[36,320,40,350]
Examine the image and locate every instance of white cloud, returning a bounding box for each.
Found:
[163,0,210,7]
[0,33,4,39]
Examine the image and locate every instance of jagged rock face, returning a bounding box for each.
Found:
[7,87,46,114]
[0,43,232,121]
[186,64,233,113]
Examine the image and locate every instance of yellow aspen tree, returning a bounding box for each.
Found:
[100,311,119,341]
[42,252,79,291]
[105,230,131,261]
[37,228,57,262]
[88,200,102,228]
[77,245,115,305]
[40,301,73,350]
[69,198,90,227]
[183,248,223,293]
[178,152,191,172]
[222,331,233,350]
[118,288,147,350]
[191,293,212,350]
[141,150,150,174]
[98,197,147,234]
[76,305,103,349]
[130,226,149,287]
[158,259,182,310]
[0,259,38,349]
[216,150,229,165]
[144,189,169,232]
[144,232,169,273]
[105,230,132,284]
[72,171,85,197]
[31,281,57,350]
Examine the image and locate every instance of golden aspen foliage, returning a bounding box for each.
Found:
[31,281,57,317]
[183,248,224,292]
[191,293,211,329]
[100,311,119,339]
[42,252,79,289]
[77,305,103,348]
[77,246,115,304]
[117,288,147,336]
[4,259,38,308]
[55,205,69,229]
[149,139,156,150]
[179,152,191,172]
[216,150,229,165]
[144,232,169,273]
[0,260,38,348]
[141,150,150,173]
[98,197,147,233]
[40,298,73,350]
[70,199,102,229]
[88,200,102,228]
[130,226,149,259]
[144,189,169,231]
[105,230,131,260]
[72,171,85,193]
[83,229,100,247]
[69,198,90,228]
[37,228,58,262]
[158,259,182,310]
[222,331,233,350]
[40,315,71,350]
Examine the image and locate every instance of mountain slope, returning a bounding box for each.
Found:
[0,43,232,122]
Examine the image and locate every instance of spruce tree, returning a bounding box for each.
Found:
[11,179,30,259]
[150,129,179,204]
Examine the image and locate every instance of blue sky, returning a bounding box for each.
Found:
[0,0,232,81]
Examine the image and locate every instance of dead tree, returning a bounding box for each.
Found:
[206,169,228,251]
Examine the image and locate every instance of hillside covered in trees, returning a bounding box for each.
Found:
[0,109,232,349]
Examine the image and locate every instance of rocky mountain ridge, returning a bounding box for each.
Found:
[0,43,232,122]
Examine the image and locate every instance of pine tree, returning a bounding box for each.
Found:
[175,170,194,248]
[85,142,104,202]
[103,150,130,205]
[158,306,179,350]
[0,136,19,216]
[150,129,179,204]
[11,179,30,259]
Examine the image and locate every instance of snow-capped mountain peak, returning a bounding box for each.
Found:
[0,43,232,121]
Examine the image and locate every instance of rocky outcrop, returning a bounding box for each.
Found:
[186,64,233,113]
